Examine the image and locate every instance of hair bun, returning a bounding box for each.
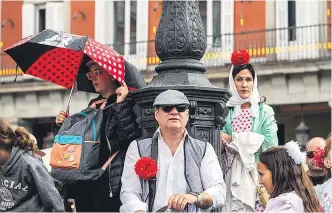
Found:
[231,49,251,65]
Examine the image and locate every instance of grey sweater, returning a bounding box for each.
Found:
[0,146,64,212]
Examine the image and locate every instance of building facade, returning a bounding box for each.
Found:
[0,0,331,148]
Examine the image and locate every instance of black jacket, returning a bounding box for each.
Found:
[88,94,139,196]
[55,94,139,212]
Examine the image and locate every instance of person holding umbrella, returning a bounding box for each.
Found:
[55,59,140,212]
[4,30,145,212]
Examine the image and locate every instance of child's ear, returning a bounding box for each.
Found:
[324,157,331,168]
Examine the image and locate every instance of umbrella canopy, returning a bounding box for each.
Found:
[5,29,146,92]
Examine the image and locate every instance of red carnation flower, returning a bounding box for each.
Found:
[313,147,326,168]
[134,157,158,180]
[231,49,251,65]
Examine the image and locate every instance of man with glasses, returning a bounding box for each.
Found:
[306,137,327,185]
[55,60,139,211]
[120,90,226,212]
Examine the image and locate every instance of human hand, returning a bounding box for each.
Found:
[56,110,68,126]
[116,82,129,103]
[221,133,232,144]
[168,194,197,212]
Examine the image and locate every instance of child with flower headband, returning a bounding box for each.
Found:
[314,133,332,212]
[257,141,321,212]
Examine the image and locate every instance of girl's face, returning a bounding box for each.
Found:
[257,161,274,195]
[0,149,10,165]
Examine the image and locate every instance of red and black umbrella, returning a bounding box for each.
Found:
[4,29,146,93]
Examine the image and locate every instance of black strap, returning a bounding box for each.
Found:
[148,138,158,212]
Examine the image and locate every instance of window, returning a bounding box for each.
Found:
[130,1,137,54]
[199,1,207,35]
[35,4,46,34]
[288,1,296,41]
[213,1,221,47]
[114,1,125,54]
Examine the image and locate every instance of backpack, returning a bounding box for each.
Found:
[50,106,114,182]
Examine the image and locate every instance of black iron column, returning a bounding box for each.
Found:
[131,0,231,154]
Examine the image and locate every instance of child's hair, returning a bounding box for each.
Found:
[0,118,38,153]
[259,146,321,212]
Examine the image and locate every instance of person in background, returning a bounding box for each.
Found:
[55,60,139,212]
[306,137,327,185]
[220,50,278,212]
[0,117,64,212]
[314,133,332,212]
[258,141,321,212]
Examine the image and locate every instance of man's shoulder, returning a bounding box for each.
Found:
[135,136,152,143]
[188,133,208,144]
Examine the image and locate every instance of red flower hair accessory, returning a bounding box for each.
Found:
[231,49,251,65]
[134,157,158,180]
[313,147,326,168]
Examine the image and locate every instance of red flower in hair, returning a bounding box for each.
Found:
[313,147,326,168]
[134,157,158,180]
[231,49,251,65]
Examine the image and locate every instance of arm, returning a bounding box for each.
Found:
[200,143,226,209]
[30,163,65,212]
[120,141,148,212]
[167,143,226,212]
[261,105,279,152]
[220,109,232,151]
[113,99,139,149]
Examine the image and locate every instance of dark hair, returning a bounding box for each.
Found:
[259,147,321,212]
[0,118,38,153]
[232,63,255,79]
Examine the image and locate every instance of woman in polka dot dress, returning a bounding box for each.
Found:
[220,50,278,212]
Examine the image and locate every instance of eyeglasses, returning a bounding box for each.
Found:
[160,105,188,113]
[306,151,314,159]
[86,69,103,80]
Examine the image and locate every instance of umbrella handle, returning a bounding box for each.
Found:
[65,105,70,117]
[66,85,75,116]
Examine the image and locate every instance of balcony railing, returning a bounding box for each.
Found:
[1,24,331,83]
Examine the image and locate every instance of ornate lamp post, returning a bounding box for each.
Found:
[295,121,310,151]
[131,0,231,153]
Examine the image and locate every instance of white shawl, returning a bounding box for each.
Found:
[223,132,265,211]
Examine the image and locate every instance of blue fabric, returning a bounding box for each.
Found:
[80,112,88,117]
[55,135,82,145]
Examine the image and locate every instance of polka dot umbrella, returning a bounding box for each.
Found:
[4,29,146,110]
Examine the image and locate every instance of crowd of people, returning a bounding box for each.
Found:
[0,49,330,212]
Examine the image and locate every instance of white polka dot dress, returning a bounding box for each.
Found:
[231,109,253,133]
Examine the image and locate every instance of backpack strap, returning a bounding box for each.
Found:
[101,150,119,171]
[148,137,158,212]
